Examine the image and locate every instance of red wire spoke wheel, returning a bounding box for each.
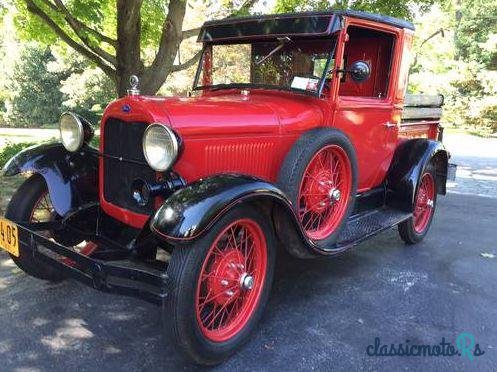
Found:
[398,166,438,244]
[29,192,55,223]
[195,218,267,342]
[298,145,352,240]
[413,172,435,233]
[166,205,275,364]
[278,129,358,250]
[5,174,97,281]
[29,191,98,260]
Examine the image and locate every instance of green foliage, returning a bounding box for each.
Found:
[407,1,497,136]
[452,0,497,70]
[13,0,115,47]
[4,42,115,128]
[89,134,100,148]
[0,141,36,168]
[12,0,167,63]
[59,64,115,124]
[6,45,64,127]
[275,0,438,20]
[52,49,116,122]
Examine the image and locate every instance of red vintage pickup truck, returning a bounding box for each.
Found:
[1,10,449,365]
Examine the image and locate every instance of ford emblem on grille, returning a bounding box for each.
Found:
[122,104,131,113]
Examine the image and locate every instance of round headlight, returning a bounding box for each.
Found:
[60,112,84,152]
[143,123,179,171]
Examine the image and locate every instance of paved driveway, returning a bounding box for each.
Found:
[0,133,496,371]
[444,132,497,198]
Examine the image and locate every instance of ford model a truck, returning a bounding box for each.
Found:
[1,10,448,365]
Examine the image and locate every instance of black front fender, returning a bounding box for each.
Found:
[150,174,323,257]
[3,142,98,215]
[150,174,291,240]
[386,139,449,212]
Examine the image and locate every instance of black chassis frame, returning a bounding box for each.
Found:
[3,137,448,305]
[13,201,171,305]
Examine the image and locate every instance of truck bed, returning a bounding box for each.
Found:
[399,94,444,140]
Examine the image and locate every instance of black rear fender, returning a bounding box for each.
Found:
[386,139,449,212]
[3,143,98,215]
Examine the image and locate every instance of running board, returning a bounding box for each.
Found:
[332,208,412,251]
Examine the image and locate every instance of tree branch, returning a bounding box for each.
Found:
[73,21,116,48]
[182,27,201,40]
[181,0,258,41]
[24,0,115,78]
[49,0,116,65]
[230,0,258,16]
[171,49,202,72]
[411,28,445,72]
[41,0,116,47]
[142,0,186,92]
[145,0,258,93]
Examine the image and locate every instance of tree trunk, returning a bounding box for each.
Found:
[116,0,144,96]
[141,0,187,95]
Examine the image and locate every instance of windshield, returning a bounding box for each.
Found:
[194,37,337,95]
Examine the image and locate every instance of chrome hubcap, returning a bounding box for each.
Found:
[240,273,254,291]
[329,188,341,202]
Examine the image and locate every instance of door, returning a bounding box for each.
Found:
[333,24,399,192]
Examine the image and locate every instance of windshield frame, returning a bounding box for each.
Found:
[192,35,339,98]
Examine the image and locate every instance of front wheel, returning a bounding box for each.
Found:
[164,205,276,365]
[5,174,97,281]
[398,165,438,244]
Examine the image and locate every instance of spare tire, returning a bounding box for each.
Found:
[277,128,358,249]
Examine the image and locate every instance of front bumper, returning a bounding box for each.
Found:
[15,221,170,305]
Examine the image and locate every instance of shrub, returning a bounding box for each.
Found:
[5,45,64,127]
[0,141,36,168]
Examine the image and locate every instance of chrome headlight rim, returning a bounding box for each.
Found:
[142,123,179,172]
[59,112,85,153]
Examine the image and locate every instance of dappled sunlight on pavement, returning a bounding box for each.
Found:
[444,133,497,198]
[41,318,95,352]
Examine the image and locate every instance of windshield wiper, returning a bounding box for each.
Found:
[255,36,291,66]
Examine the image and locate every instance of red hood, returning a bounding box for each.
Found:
[103,90,326,136]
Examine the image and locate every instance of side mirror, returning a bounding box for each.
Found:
[349,61,371,82]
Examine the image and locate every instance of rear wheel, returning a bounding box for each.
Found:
[165,205,275,365]
[398,165,437,244]
[5,174,97,281]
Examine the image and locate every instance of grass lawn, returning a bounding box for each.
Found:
[0,175,25,216]
[0,128,59,215]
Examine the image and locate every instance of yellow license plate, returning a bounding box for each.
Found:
[0,217,19,257]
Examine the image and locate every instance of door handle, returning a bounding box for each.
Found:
[384,122,397,129]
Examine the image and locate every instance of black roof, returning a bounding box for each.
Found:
[201,9,415,31]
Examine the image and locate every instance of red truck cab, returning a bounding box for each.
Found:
[2,10,449,365]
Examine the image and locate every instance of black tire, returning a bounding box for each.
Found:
[398,164,438,244]
[5,174,65,282]
[164,205,276,365]
[277,128,358,248]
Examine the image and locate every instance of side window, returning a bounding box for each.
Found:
[339,26,395,98]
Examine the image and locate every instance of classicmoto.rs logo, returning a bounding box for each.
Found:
[366,333,485,361]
